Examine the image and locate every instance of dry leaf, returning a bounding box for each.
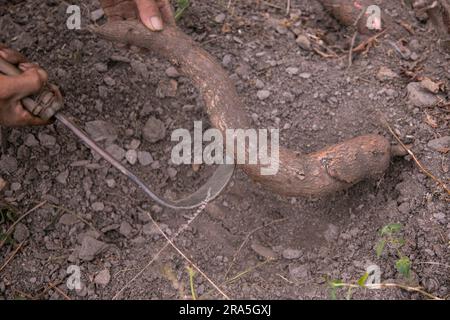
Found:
[425,112,438,128]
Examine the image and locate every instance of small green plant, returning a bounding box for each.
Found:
[175,0,190,21]
[376,223,411,278]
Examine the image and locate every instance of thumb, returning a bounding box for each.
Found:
[135,0,164,31]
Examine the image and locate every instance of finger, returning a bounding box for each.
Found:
[13,103,50,127]
[0,47,28,65]
[0,67,48,100]
[135,0,164,31]
[18,62,40,72]
[158,0,175,25]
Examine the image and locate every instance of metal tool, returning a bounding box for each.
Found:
[0,56,235,210]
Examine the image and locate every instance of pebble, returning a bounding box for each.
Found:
[324,224,339,243]
[125,150,138,165]
[427,136,450,152]
[167,167,178,179]
[286,67,299,75]
[142,223,160,236]
[255,79,265,89]
[38,133,56,147]
[376,66,398,81]
[24,134,39,147]
[94,62,108,73]
[214,13,226,24]
[103,76,116,86]
[90,8,104,22]
[58,213,79,226]
[299,72,311,79]
[94,269,111,286]
[257,90,271,101]
[222,54,232,67]
[289,264,310,280]
[137,151,154,166]
[407,82,438,107]
[127,139,141,150]
[10,182,21,191]
[119,221,133,237]
[296,35,311,50]
[56,170,69,185]
[105,144,126,161]
[85,120,118,144]
[282,248,302,260]
[165,66,180,78]
[142,117,166,143]
[398,202,411,215]
[13,223,30,242]
[78,236,107,261]
[91,202,105,212]
[182,104,195,112]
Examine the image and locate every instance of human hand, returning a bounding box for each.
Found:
[0,46,50,127]
[100,0,175,31]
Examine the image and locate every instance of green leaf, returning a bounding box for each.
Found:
[396,257,411,278]
[357,272,369,287]
[375,239,386,257]
[380,223,402,236]
[175,0,190,20]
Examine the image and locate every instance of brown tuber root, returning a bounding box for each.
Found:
[94,21,405,197]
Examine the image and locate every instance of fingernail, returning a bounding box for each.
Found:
[149,16,163,31]
[0,50,6,59]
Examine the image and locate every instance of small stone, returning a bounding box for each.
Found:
[91,202,105,212]
[282,248,302,260]
[106,178,116,188]
[137,151,154,166]
[125,150,138,165]
[255,79,265,89]
[85,121,118,144]
[127,139,141,150]
[137,211,151,223]
[433,212,446,222]
[94,269,111,286]
[398,202,411,215]
[103,76,116,86]
[79,236,107,261]
[38,133,56,147]
[257,90,271,101]
[407,82,438,107]
[119,221,133,237]
[167,167,177,178]
[299,72,311,79]
[142,117,166,143]
[182,104,195,112]
[222,54,233,67]
[90,8,104,22]
[427,136,450,152]
[13,223,29,242]
[56,170,69,185]
[105,144,126,161]
[421,78,440,94]
[24,134,39,147]
[251,243,277,260]
[376,66,398,82]
[10,182,21,191]
[165,66,180,78]
[289,264,310,280]
[214,13,226,24]
[94,62,108,73]
[286,67,299,75]
[58,214,78,226]
[296,35,311,50]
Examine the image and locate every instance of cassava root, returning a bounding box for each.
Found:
[94,21,407,197]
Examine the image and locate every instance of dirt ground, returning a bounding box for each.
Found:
[0,0,449,300]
